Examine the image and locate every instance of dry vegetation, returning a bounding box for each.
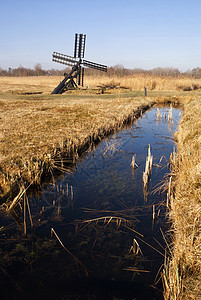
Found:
[0,75,156,203]
[1,74,201,94]
[163,97,201,299]
[0,75,201,298]
[85,75,201,92]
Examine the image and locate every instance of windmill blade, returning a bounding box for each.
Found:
[79,34,86,58]
[74,33,78,58]
[74,33,86,58]
[52,52,78,67]
[83,59,107,72]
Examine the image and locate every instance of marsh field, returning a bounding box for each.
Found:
[0,75,201,299]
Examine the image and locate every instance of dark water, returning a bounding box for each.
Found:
[0,106,181,300]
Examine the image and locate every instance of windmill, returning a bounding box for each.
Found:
[51,33,107,94]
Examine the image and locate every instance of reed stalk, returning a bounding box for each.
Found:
[156,108,161,120]
[130,154,138,170]
[143,144,153,200]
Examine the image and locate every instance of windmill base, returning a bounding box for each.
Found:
[51,75,78,94]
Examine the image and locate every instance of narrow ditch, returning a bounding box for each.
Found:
[0,105,182,300]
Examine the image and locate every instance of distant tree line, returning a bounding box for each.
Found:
[0,63,71,77]
[105,64,201,78]
[1,63,201,78]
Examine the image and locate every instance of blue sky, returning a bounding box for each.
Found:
[0,0,200,71]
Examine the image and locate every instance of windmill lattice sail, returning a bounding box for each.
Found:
[51,33,107,94]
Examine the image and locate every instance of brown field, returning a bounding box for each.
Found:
[0,75,201,298]
[1,74,201,94]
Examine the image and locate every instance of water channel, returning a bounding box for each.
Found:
[0,105,182,300]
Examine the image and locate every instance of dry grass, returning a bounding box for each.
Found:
[1,74,201,94]
[163,97,201,299]
[0,76,62,94]
[0,76,155,203]
[85,75,201,92]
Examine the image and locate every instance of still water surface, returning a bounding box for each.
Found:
[0,106,181,300]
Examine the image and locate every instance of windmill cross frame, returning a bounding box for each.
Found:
[51,33,107,94]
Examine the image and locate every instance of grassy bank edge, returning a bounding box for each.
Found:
[1,98,156,207]
[163,97,201,299]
